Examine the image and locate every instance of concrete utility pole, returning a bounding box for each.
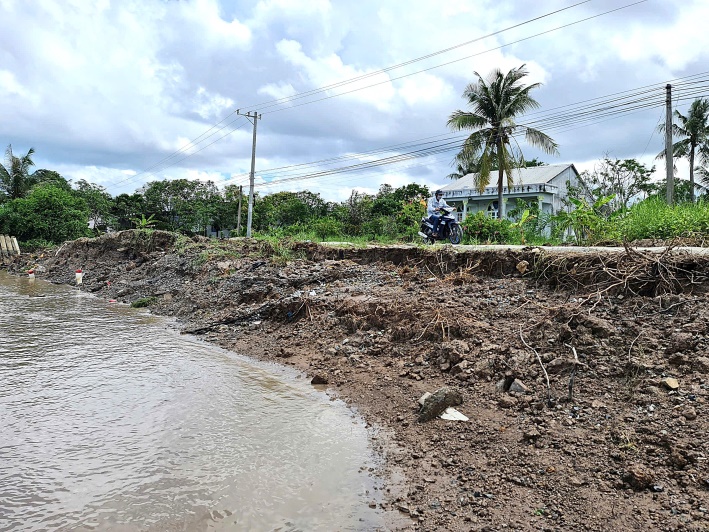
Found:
[237,110,261,237]
[665,84,674,205]
[236,184,243,235]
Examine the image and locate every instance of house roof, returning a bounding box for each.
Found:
[439,163,578,191]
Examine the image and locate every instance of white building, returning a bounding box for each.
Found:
[438,163,580,220]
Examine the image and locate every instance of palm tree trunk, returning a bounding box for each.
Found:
[497,168,504,219]
[690,144,696,203]
[497,138,505,219]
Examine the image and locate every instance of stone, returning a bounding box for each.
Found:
[418,386,463,422]
[692,356,709,373]
[310,374,328,385]
[665,332,696,354]
[522,428,541,441]
[418,392,432,406]
[498,396,517,409]
[623,464,655,490]
[516,260,529,274]
[681,407,697,421]
[661,377,679,390]
[508,379,530,394]
[450,360,469,376]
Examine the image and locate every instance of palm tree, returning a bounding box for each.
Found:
[446,158,482,180]
[0,145,37,200]
[657,98,709,203]
[447,65,558,218]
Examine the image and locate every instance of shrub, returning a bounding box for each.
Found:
[461,212,513,243]
[310,217,344,240]
[131,297,156,308]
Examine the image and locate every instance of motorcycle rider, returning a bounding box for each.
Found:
[427,189,450,237]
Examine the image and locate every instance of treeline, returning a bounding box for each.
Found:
[0,145,430,247]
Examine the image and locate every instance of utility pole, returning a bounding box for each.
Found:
[665,84,674,205]
[237,110,261,237]
[236,184,243,235]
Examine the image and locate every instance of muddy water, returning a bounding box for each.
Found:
[0,272,387,531]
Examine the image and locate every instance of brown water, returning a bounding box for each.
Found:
[0,271,388,531]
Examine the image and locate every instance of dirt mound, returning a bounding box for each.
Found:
[7,231,709,531]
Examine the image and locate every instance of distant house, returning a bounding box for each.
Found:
[438,163,580,220]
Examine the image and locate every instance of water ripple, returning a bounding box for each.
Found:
[0,272,384,531]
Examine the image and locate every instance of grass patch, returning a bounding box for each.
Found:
[131,297,157,308]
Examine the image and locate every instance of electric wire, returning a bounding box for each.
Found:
[114,1,596,188]
[114,0,645,188]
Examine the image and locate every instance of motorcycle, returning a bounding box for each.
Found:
[418,206,463,245]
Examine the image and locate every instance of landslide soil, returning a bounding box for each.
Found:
[6,230,709,532]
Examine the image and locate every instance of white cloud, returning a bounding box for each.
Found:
[0,0,707,202]
[275,39,396,112]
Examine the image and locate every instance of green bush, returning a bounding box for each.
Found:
[620,197,709,241]
[18,238,55,252]
[131,297,157,308]
[461,212,513,243]
[310,217,344,240]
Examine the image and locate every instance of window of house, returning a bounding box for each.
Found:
[486,201,499,219]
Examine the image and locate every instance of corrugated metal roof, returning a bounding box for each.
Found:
[439,164,575,191]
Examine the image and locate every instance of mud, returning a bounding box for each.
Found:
[5,230,709,531]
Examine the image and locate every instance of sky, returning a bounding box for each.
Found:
[1,0,708,202]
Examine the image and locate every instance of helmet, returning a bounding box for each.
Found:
[435,189,443,195]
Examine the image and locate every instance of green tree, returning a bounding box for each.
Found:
[390,183,429,203]
[74,179,115,234]
[568,157,654,213]
[657,98,709,203]
[111,193,146,230]
[0,184,91,243]
[142,179,220,234]
[642,178,701,204]
[0,145,38,201]
[446,159,481,180]
[253,190,326,231]
[33,169,72,191]
[447,65,558,218]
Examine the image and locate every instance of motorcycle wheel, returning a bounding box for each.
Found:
[449,224,463,245]
[420,227,434,245]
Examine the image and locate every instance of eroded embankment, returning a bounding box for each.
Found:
[5,230,709,532]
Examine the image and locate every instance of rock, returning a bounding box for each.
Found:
[473,360,493,379]
[623,464,655,490]
[418,386,463,422]
[498,396,517,409]
[692,356,709,373]
[665,332,696,354]
[418,392,432,406]
[516,260,529,274]
[310,374,328,385]
[681,407,697,421]
[450,360,469,376]
[522,428,541,441]
[508,379,530,394]
[578,314,614,338]
[569,476,585,487]
[438,340,469,366]
[661,377,679,390]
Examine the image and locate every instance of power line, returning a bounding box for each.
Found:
[217,76,709,190]
[255,0,650,116]
[110,1,642,189]
[237,81,709,191]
